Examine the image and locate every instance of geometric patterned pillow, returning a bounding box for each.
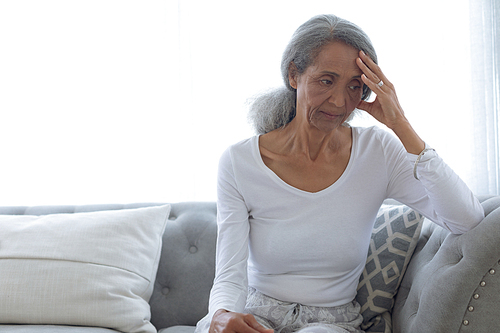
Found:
[356,204,425,333]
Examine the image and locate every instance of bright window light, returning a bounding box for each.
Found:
[0,0,471,205]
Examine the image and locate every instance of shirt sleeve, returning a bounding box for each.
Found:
[207,146,250,319]
[382,131,484,234]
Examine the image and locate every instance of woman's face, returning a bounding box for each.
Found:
[289,41,364,133]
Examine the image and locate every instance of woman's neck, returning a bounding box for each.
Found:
[269,118,351,161]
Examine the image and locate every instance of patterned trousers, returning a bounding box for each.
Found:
[243,288,364,333]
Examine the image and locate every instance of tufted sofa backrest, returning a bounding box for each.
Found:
[392,196,500,333]
[0,202,218,331]
[3,197,500,333]
[149,202,217,328]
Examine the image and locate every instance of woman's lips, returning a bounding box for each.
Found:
[320,111,342,120]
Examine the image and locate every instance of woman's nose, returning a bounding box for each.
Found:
[328,87,345,107]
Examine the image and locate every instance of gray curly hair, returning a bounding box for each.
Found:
[248,14,377,134]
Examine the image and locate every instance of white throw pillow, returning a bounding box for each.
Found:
[0,204,171,333]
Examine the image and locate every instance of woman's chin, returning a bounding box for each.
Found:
[309,114,347,132]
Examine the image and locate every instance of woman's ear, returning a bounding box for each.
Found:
[288,62,299,89]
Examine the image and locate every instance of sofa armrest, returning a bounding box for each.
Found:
[392,196,500,333]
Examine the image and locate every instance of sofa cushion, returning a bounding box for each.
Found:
[0,205,170,333]
[158,326,196,333]
[0,325,119,332]
[356,204,424,333]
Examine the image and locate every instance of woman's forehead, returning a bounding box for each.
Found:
[309,42,362,77]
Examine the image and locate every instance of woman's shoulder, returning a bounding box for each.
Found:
[225,136,258,155]
[219,136,259,165]
[352,125,395,142]
[351,125,405,155]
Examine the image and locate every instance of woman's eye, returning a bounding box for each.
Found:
[349,85,361,90]
[321,79,332,85]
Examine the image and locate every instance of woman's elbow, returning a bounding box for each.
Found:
[447,203,485,234]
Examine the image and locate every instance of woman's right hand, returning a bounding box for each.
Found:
[209,309,274,333]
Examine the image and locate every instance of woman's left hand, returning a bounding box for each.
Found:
[355,50,425,155]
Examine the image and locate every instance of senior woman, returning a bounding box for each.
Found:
[196,14,484,333]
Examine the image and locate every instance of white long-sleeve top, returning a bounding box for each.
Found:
[208,126,484,319]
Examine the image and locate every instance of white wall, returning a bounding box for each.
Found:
[0,0,472,204]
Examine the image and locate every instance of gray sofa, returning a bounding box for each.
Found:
[0,196,499,333]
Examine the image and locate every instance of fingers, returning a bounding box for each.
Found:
[356,51,392,92]
[356,99,371,112]
[244,314,274,333]
[210,310,273,333]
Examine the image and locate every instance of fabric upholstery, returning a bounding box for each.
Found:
[356,205,424,333]
[392,195,500,333]
[0,205,170,333]
[0,202,217,333]
[159,326,196,333]
[149,202,217,328]
[1,197,499,333]
[0,326,119,332]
